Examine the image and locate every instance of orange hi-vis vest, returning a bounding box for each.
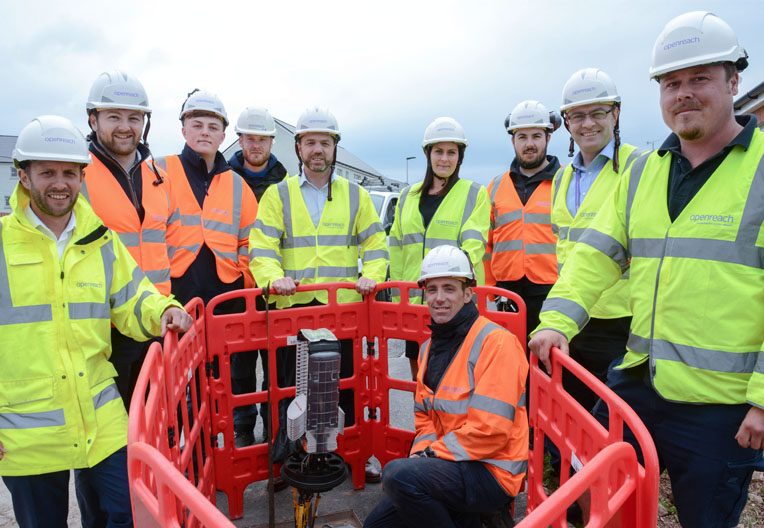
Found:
[412,316,529,496]
[157,155,257,287]
[82,156,175,295]
[485,172,557,285]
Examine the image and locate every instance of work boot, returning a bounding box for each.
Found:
[234,429,255,448]
[480,499,515,528]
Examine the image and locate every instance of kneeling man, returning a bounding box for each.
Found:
[364,245,528,528]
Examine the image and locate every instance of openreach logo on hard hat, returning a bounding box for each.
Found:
[572,87,597,95]
[113,91,140,98]
[690,213,734,226]
[44,136,76,144]
[664,36,701,51]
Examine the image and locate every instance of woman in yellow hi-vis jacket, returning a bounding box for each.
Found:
[389,117,490,379]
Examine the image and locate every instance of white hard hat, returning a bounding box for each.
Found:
[294,107,341,141]
[506,100,555,133]
[13,115,92,169]
[86,70,151,113]
[422,117,468,149]
[649,11,748,80]
[235,106,277,136]
[418,245,475,287]
[560,68,621,113]
[180,89,228,126]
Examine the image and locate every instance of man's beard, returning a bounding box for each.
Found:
[517,149,547,170]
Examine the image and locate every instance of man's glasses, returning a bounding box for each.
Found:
[566,108,614,124]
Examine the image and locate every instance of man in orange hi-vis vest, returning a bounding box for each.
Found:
[365,245,528,528]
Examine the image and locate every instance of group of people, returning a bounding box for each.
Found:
[0,9,762,528]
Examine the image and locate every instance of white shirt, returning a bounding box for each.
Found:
[24,204,77,260]
[298,171,331,227]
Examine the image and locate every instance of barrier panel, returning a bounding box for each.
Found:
[128,282,658,526]
[524,347,660,527]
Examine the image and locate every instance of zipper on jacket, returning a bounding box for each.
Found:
[647,230,671,382]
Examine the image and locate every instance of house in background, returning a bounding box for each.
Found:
[0,136,19,217]
[222,118,404,191]
[735,80,764,128]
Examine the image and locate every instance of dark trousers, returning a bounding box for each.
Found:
[110,328,153,412]
[593,364,764,528]
[3,447,132,528]
[364,457,511,528]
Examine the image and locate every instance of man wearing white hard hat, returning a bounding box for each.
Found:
[249,107,388,483]
[0,116,191,527]
[485,101,562,345]
[531,12,763,526]
[545,68,647,415]
[365,245,527,528]
[227,107,289,448]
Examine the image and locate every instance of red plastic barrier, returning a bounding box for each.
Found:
[525,347,660,527]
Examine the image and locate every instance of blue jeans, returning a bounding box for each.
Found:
[592,365,764,528]
[363,457,511,528]
[3,447,132,528]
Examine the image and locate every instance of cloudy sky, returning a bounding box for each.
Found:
[2,0,762,187]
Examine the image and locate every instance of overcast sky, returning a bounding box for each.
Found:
[2,1,762,187]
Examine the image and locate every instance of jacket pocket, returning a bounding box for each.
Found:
[0,376,54,407]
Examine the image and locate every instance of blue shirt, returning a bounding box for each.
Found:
[565,138,615,217]
[299,171,331,227]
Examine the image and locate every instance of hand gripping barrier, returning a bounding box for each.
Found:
[520,347,660,528]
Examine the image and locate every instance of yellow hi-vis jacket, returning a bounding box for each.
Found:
[248,174,388,308]
[550,144,645,319]
[0,185,181,476]
[389,179,489,303]
[412,316,528,496]
[536,128,764,407]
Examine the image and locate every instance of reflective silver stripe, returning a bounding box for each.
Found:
[518,392,527,408]
[482,252,492,262]
[93,383,121,410]
[249,248,281,262]
[541,297,589,330]
[458,183,481,245]
[558,226,570,240]
[551,222,559,236]
[413,433,437,444]
[627,332,650,354]
[212,248,238,261]
[652,339,758,374]
[145,268,171,284]
[167,244,201,258]
[467,321,503,392]
[495,209,522,227]
[154,157,167,172]
[133,290,153,338]
[623,148,648,171]
[736,152,764,253]
[363,249,389,261]
[419,339,431,362]
[168,208,181,224]
[414,401,427,413]
[489,174,503,207]
[433,398,468,414]
[348,182,360,246]
[237,245,248,257]
[424,238,459,250]
[278,181,293,240]
[630,237,761,269]
[283,236,316,249]
[358,223,384,244]
[285,268,316,281]
[442,431,470,461]
[204,219,236,235]
[469,393,515,421]
[141,229,165,244]
[231,176,243,242]
[397,185,412,225]
[110,266,145,310]
[317,235,357,247]
[316,266,357,278]
[81,180,91,201]
[181,214,201,226]
[525,243,556,255]
[238,222,255,240]
[69,302,109,320]
[557,262,563,273]
[483,459,528,475]
[625,154,649,238]
[118,232,140,247]
[524,213,551,225]
[421,396,433,412]
[100,239,115,307]
[402,233,424,245]
[460,229,484,243]
[551,166,565,206]
[578,229,629,272]
[0,225,53,325]
[494,240,523,252]
[0,408,65,429]
[568,227,587,243]
[254,219,283,239]
[389,236,402,248]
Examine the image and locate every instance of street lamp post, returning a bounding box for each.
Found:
[405,156,416,184]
